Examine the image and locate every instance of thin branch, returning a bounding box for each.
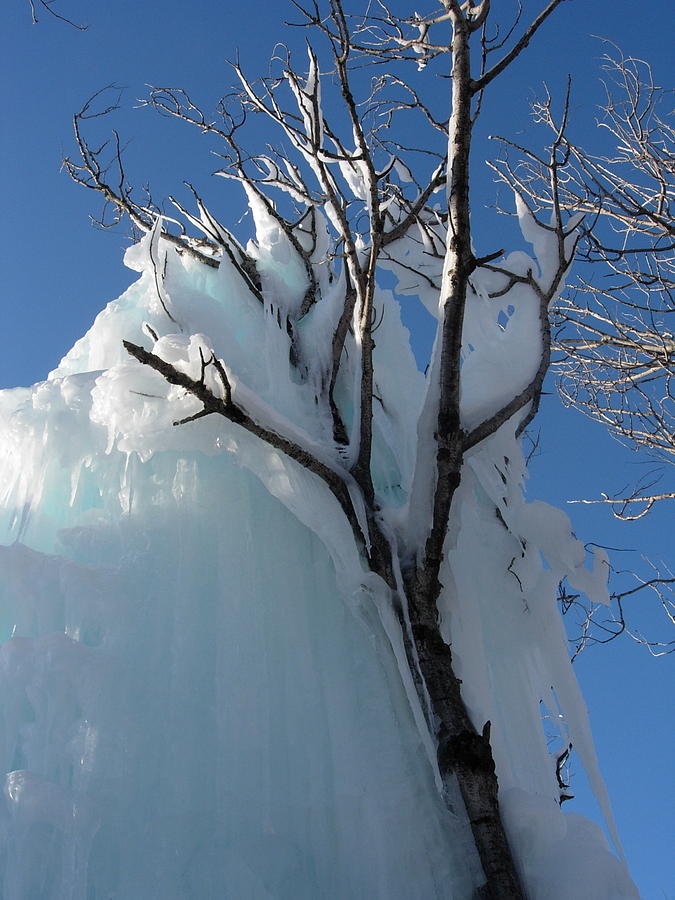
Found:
[471,0,567,93]
[28,0,87,29]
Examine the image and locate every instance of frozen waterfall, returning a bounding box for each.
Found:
[0,224,638,898]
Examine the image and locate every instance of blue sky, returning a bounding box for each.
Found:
[1,1,673,896]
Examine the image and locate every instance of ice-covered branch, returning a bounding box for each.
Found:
[121,339,390,574]
[569,490,675,520]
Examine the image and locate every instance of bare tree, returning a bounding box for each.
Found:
[64,2,580,896]
[491,49,674,520]
[489,49,674,662]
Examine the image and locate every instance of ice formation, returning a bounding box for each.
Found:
[0,200,640,897]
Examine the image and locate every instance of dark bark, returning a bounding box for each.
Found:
[409,613,524,899]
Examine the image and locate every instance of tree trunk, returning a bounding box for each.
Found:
[405,9,526,896]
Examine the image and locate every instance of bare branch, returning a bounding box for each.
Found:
[490,51,674,516]
[27,0,87,29]
[471,0,567,93]
[560,557,674,660]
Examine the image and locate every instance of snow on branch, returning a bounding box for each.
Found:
[122,338,382,573]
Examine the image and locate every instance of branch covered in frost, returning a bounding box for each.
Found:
[569,489,675,521]
[465,232,578,450]
[122,339,389,573]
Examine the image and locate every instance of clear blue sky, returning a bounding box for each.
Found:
[1,2,672,896]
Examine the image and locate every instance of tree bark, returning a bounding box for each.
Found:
[405,8,526,896]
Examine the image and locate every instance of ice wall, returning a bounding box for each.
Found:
[0,417,480,898]
[0,246,479,897]
[0,222,639,898]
